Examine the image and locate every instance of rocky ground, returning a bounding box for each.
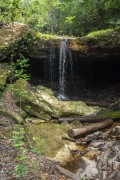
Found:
[0,136,74,180]
[0,121,120,180]
[0,99,120,180]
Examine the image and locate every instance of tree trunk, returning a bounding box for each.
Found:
[84,101,111,108]
[56,115,105,123]
[68,119,113,138]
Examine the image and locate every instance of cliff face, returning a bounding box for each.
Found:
[0,22,120,61]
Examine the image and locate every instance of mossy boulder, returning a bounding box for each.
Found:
[14,79,100,120]
[0,106,23,124]
[24,122,78,164]
[0,63,12,89]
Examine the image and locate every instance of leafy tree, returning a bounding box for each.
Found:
[0,0,120,35]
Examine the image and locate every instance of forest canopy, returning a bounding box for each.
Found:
[0,0,120,36]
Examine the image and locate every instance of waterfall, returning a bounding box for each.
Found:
[58,39,73,100]
[43,39,73,99]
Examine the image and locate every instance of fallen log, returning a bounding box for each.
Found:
[84,101,111,108]
[53,115,106,124]
[55,165,80,180]
[68,119,113,138]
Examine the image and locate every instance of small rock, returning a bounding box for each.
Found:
[25,117,46,124]
[70,120,82,128]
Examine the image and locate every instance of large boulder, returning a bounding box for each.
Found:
[14,79,100,121]
[25,122,78,164]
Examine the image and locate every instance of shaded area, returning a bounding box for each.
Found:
[28,51,120,102]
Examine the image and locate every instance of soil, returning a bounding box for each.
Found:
[0,136,73,180]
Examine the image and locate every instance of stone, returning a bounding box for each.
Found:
[70,120,82,128]
[25,117,46,124]
[24,122,78,164]
[14,79,100,121]
[0,106,23,124]
[0,63,12,89]
[61,121,71,128]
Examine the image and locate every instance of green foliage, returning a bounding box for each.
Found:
[36,32,57,40]
[0,0,22,23]
[12,127,43,178]
[86,27,120,47]
[11,54,31,81]
[7,83,28,98]
[87,28,114,37]
[12,128,28,177]
[0,0,120,36]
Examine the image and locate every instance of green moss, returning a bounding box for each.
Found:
[87,27,120,47]
[36,32,57,40]
[87,28,114,37]
[0,124,23,139]
[97,110,120,119]
[0,106,23,124]
[0,63,12,89]
[24,123,69,158]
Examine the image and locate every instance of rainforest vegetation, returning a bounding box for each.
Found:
[0,0,120,35]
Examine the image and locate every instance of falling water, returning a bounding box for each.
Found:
[58,39,67,99]
[58,39,73,100]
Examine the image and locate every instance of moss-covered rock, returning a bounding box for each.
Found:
[0,63,12,89]
[0,106,23,124]
[0,22,120,61]
[24,122,78,164]
[14,79,100,120]
[25,117,46,124]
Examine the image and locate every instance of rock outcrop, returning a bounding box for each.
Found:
[14,79,99,121]
[0,63,12,89]
[0,22,120,61]
[0,22,30,60]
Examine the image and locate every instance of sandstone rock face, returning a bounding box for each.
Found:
[0,22,120,61]
[14,79,100,121]
[28,29,120,61]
